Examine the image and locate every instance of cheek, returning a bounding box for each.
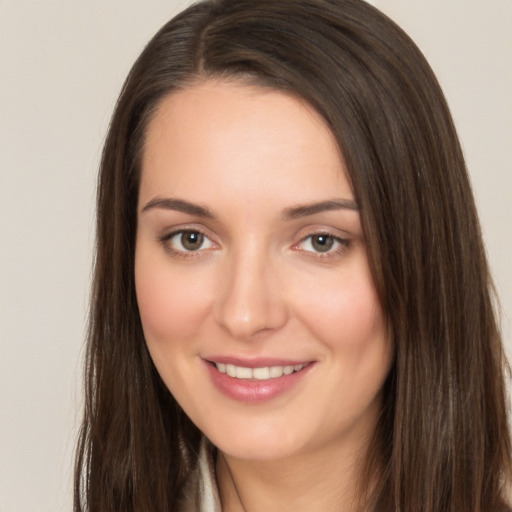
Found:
[297,267,386,354]
[297,269,392,427]
[134,246,212,347]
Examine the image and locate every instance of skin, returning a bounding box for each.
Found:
[135,79,393,511]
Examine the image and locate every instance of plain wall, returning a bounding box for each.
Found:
[0,1,510,511]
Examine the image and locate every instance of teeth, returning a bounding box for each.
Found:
[269,366,283,378]
[215,363,306,380]
[253,367,270,380]
[235,366,252,379]
[226,364,236,377]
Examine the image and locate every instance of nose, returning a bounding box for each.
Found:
[213,246,289,341]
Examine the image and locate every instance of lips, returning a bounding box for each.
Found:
[203,357,314,403]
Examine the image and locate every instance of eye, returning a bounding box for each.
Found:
[299,233,348,255]
[165,230,214,252]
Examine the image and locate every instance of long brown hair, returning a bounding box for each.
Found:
[75,0,512,510]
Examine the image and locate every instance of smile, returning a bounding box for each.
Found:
[214,362,307,380]
[204,358,314,403]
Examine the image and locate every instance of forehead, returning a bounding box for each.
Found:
[140,79,352,207]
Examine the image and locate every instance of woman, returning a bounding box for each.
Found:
[74,0,512,510]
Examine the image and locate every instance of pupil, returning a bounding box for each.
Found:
[181,231,203,251]
[312,234,334,252]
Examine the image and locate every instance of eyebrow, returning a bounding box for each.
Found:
[141,197,359,219]
[141,197,215,218]
[282,199,359,219]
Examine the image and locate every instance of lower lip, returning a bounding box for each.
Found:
[204,361,314,403]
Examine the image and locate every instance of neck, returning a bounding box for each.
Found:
[216,433,374,512]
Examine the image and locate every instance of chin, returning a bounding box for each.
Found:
[216,439,301,462]
[204,421,311,462]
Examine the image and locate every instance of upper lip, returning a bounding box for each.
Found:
[203,356,313,368]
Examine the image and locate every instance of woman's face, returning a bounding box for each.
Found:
[135,80,393,461]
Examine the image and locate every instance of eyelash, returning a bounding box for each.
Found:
[159,229,350,260]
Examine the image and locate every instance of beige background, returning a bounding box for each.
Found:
[0,1,510,511]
